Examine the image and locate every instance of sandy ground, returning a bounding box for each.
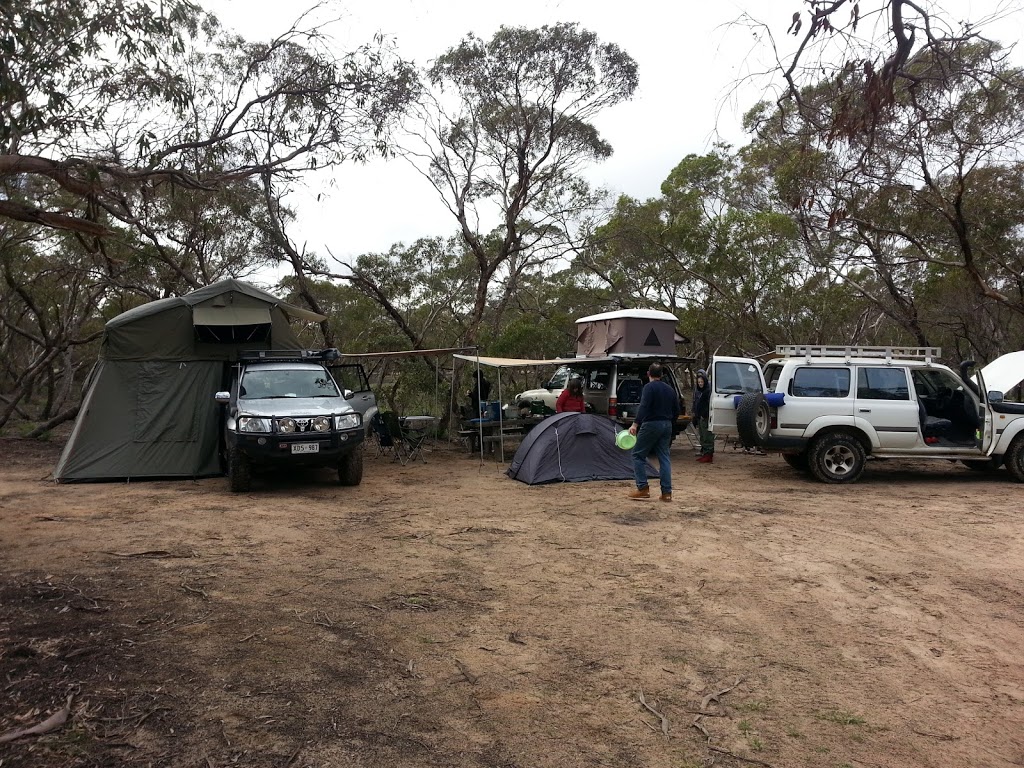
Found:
[1,434,1023,768]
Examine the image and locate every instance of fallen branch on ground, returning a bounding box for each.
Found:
[638,689,670,738]
[102,550,196,558]
[0,694,74,743]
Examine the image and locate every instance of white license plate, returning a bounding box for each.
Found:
[290,443,320,454]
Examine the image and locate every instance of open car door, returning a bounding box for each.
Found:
[976,368,997,456]
[709,356,766,436]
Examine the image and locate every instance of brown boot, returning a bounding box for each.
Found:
[659,493,672,503]
[628,487,650,500]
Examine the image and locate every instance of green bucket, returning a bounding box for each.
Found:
[615,429,636,450]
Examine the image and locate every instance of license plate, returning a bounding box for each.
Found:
[290,443,320,454]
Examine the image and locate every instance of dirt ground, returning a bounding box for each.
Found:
[2,434,1023,768]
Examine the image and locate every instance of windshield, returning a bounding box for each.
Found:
[240,369,340,399]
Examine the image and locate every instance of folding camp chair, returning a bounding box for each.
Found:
[400,419,429,463]
[372,412,409,465]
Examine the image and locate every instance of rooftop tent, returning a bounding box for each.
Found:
[506,412,659,485]
[54,279,325,482]
[575,309,679,357]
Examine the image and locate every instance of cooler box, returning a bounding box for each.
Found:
[481,401,501,421]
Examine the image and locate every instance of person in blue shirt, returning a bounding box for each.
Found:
[627,363,679,502]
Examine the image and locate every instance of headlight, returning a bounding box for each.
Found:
[278,417,297,434]
[238,416,271,432]
[312,416,331,432]
[334,413,361,431]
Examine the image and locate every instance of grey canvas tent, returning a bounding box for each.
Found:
[54,279,325,482]
[506,412,659,485]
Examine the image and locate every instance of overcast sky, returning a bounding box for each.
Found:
[210,0,1022,269]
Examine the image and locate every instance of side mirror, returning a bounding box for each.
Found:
[988,390,1004,404]
[343,389,354,399]
[214,391,230,404]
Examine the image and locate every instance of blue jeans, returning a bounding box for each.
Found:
[632,420,672,494]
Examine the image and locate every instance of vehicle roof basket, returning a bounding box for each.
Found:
[775,345,941,363]
[239,348,340,363]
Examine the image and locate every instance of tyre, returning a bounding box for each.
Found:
[227,447,251,493]
[808,433,866,484]
[1005,437,1024,483]
[338,448,364,486]
[736,392,771,448]
[782,452,809,471]
[961,457,1003,472]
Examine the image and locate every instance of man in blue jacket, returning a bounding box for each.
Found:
[627,363,679,502]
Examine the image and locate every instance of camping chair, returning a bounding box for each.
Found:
[399,418,429,464]
[371,412,409,465]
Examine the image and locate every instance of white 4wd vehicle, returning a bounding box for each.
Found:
[710,345,1024,483]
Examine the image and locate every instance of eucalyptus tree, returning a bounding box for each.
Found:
[747,37,1024,357]
[579,148,865,359]
[403,23,638,345]
[1,1,417,240]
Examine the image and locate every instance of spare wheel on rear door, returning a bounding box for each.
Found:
[736,392,771,447]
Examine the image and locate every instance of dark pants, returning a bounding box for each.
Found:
[632,420,672,494]
[698,416,715,455]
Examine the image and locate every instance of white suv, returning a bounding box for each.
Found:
[710,345,1024,483]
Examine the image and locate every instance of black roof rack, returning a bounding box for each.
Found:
[239,348,340,363]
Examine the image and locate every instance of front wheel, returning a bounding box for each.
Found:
[1004,437,1024,483]
[338,449,364,486]
[809,433,866,484]
[227,447,251,493]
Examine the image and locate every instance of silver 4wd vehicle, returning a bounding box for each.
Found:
[710,345,1024,484]
[514,356,691,435]
[215,349,367,492]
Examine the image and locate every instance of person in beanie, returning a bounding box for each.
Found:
[627,363,679,502]
[692,369,714,463]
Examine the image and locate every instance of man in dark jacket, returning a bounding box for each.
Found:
[692,368,714,463]
[627,363,679,502]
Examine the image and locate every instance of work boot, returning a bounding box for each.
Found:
[697,454,713,464]
[659,493,672,503]
[628,487,650,500]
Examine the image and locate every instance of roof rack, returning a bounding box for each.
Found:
[239,348,340,363]
[775,345,941,363]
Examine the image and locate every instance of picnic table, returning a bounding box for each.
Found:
[458,416,544,454]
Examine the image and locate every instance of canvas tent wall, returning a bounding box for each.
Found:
[54,279,325,482]
[575,309,679,357]
[506,412,659,485]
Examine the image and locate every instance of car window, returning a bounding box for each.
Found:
[549,367,571,389]
[240,369,340,399]
[332,364,370,393]
[764,363,783,393]
[857,367,910,400]
[790,367,850,398]
[713,361,762,394]
[585,368,610,390]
